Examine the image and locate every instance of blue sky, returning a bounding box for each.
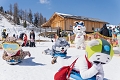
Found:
[0,0,120,25]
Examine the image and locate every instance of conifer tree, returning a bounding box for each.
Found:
[23,21,27,28]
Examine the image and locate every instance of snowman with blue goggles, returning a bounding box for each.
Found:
[73,21,86,49]
[0,37,31,65]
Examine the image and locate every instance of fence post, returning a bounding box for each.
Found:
[68,33,71,44]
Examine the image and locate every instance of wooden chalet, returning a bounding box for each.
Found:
[41,12,109,33]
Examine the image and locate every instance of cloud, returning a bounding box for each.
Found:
[39,0,50,4]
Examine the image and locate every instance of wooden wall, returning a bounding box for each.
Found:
[50,14,64,29]
[50,14,105,32]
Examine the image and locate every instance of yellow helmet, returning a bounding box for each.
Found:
[86,38,114,64]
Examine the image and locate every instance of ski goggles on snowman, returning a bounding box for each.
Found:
[2,43,20,50]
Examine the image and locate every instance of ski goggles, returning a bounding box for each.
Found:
[2,43,20,50]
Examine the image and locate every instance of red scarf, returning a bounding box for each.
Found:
[85,55,92,69]
[14,50,20,56]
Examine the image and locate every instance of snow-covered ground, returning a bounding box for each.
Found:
[0,42,120,80]
[0,13,120,80]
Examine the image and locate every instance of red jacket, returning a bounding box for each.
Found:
[23,34,27,46]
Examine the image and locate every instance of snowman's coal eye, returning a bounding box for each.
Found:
[97,58,100,60]
[96,55,100,57]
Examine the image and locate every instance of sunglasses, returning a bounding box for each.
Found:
[2,43,19,50]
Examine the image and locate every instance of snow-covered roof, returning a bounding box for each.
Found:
[55,12,109,23]
[55,12,73,16]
